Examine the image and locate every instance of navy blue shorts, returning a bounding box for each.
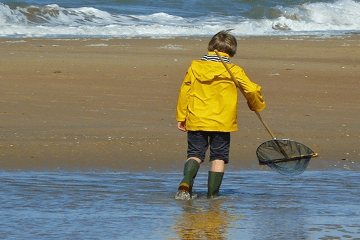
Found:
[187,131,230,164]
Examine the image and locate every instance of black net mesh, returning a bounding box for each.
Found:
[256,139,315,176]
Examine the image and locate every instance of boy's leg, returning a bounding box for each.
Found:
[175,158,201,200]
[207,132,230,198]
[211,159,225,172]
[175,131,208,200]
[208,160,225,198]
[178,157,201,193]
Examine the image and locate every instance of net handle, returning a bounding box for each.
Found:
[215,50,294,160]
[258,153,315,164]
[214,50,276,139]
[214,51,319,161]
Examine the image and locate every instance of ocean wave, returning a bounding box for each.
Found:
[0,0,360,38]
[272,0,360,32]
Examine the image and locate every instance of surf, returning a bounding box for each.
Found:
[0,0,360,37]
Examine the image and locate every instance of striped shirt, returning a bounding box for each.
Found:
[201,54,231,63]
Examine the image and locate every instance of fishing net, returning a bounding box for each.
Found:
[256,139,316,176]
[214,50,318,176]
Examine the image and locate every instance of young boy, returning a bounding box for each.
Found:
[175,30,266,200]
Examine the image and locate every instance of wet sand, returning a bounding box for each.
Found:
[0,36,359,171]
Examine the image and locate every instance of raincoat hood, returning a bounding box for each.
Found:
[191,52,231,83]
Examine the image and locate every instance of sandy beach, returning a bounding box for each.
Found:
[0,36,359,171]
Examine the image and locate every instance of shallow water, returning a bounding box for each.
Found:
[1,170,360,239]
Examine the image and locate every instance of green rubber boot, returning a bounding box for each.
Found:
[207,171,224,198]
[176,159,200,199]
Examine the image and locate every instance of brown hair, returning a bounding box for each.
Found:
[208,30,237,57]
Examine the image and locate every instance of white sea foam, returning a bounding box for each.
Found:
[271,0,360,32]
[0,0,359,38]
[86,44,108,47]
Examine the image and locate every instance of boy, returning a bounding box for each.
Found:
[175,30,266,200]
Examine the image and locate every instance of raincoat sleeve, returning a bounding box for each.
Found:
[176,67,193,122]
[233,66,266,112]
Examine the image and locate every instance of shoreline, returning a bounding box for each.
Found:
[0,36,359,171]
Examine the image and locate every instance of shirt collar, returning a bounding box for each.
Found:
[201,51,231,63]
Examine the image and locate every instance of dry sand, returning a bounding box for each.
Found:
[0,36,359,171]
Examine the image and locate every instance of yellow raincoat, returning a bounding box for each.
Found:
[176,52,266,132]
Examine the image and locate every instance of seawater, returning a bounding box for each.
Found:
[1,170,359,239]
[0,0,360,38]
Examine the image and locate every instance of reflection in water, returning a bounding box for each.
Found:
[174,199,236,239]
[1,171,360,239]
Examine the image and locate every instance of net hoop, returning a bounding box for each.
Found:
[256,139,316,176]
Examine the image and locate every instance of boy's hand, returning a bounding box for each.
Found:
[178,121,187,132]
